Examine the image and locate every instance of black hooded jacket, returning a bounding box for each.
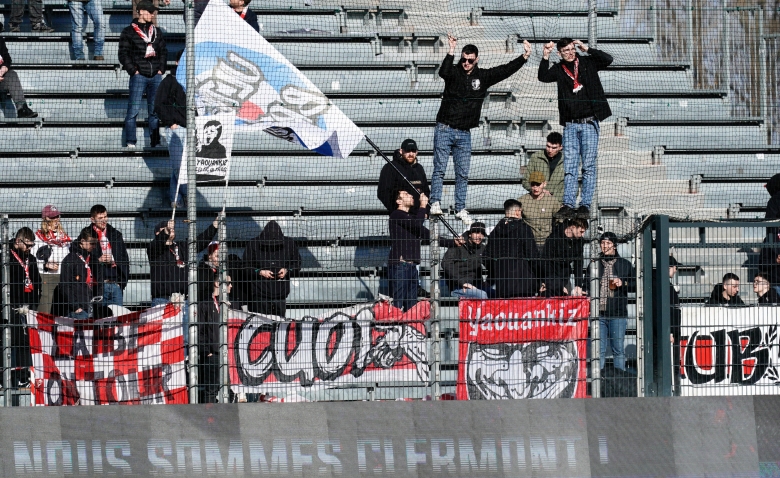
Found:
[706,284,745,306]
[377,149,430,212]
[154,73,187,127]
[147,221,217,299]
[243,221,302,300]
[118,20,168,77]
[758,287,780,305]
[483,217,539,298]
[442,236,485,290]
[59,242,95,312]
[8,242,42,308]
[79,223,130,290]
[541,222,586,295]
[760,246,780,286]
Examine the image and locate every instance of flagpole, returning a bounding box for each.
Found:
[363,135,463,238]
[171,182,181,221]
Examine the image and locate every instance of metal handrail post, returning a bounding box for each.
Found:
[185,0,198,405]
[2,215,10,406]
[218,218,229,403]
[429,217,442,400]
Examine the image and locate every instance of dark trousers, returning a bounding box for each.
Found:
[389,261,418,312]
[249,298,287,318]
[0,69,27,106]
[10,0,43,24]
[198,352,219,404]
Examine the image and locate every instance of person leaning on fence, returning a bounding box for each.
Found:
[441,221,490,300]
[243,220,302,318]
[540,216,588,297]
[538,38,613,219]
[230,0,259,31]
[519,170,561,250]
[8,227,41,383]
[0,36,38,118]
[597,231,635,371]
[669,255,682,394]
[68,0,105,61]
[706,272,745,306]
[80,204,129,307]
[483,199,540,299]
[154,49,188,208]
[754,272,780,305]
[7,0,53,32]
[428,34,532,226]
[30,205,71,314]
[57,228,97,319]
[521,132,567,203]
[197,275,233,404]
[377,138,430,215]
[119,1,168,149]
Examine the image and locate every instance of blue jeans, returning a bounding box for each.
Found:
[101,282,123,307]
[152,297,189,347]
[431,122,472,212]
[451,287,489,300]
[68,0,104,60]
[775,286,780,296]
[599,316,627,371]
[166,126,188,204]
[69,310,90,319]
[124,73,162,146]
[388,262,418,312]
[562,120,600,209]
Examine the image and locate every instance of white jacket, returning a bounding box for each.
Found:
[30,230,72,275]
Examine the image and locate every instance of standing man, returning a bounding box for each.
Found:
[80,205,129,307]
[540,217,588,297]
[0,37,38,118]
[68,0,105,61]
[377,138,430,214]
[668,256,682,394]
[59,229,97,319]
[8,228,41,383]
[132,0,170,26]
[7,0,53,32]
[429,34,532,225]
[596,232,635,372]
[154,50,187,207]
[483,199,539,298]
[520,171,562,250]
[229,0,259,32]
[118,1,167,148]
[538,38,613,218]
[522,132,566,203]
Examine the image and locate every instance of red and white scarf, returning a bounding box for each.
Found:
[170,244,185,268]
[93,226,114,262]
[12,250,34,293]
[77,253,93,287]
[132,23,157,58]
[561,58,583,93]
[36,229,72,248]
[239,6,248,19]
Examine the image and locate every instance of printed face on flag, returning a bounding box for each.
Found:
[177,1,363,158]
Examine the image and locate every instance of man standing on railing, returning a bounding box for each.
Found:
[483,199,539,299]
[429,33,532,226]
[0,37,38,118]
[80,205,129,307]
[538,38,613,219]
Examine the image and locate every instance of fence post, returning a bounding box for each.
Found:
[758,8,767,124]
[429,217,442,400]
[588,0,597,47]
[2,215,10,406]
[589,225,601,398]
[687,0,695,75]
[641,220,655,396]
[634,225,644,396]
[651,0,658,44]
[218,218,229,403]
[654,215,672,396]
[721,1,730,93]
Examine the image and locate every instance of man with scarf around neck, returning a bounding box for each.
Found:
[243,221,302,318]
[58,229,97,319]
[118,1,167,148]
[148,215,220,345]
[30,205,71,314]
[79,205,129,307]
[596,232,635,371]
[538,38,613,219]
[154,50,187,208]
[229,0,259,32]
[8,228,41,385]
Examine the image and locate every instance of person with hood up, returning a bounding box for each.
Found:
[540,216,588,296]
[596,231,635,371]
[441,221,489,299]
[483,199,539,298]
[154,49,187,207]
[706,272,745,306]
[243,220,302,317]
[377,138,430,214]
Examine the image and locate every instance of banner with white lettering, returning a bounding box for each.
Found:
[178,113,235,184]
[177,1,364,158]
[680,306,780,396]
[27,304,188,406]
[457,298,590,400]
[228,301,430,397]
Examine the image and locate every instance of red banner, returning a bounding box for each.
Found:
[457,298,590,400]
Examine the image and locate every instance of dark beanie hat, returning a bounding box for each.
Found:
[599,231,618,245]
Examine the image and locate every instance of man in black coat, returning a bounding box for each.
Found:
[8,228,42,379]
[154,50,187,207]
[80,205,130,307]
[765,173,780,242]
[118,1,168,148]
[442,222,488,299]
[706,273,745,306]
[483,199,539,298]
[0,37,38,118]
[669,256,682,394]
[596,232,635,371]
[540,217,588,297]
[377,138,430,214]
[197,275,234,403]
[754,272,780,305]
[539,38,613,218]
[760,244,780,297]
[229,0,259,31]
[243,221,302,317]
[58,229,97,319]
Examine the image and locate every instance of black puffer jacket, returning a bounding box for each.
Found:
[597,252,636,317]
[79,224,130,290]
[59,242,94,313]
[377,149,430,212]
[154,73,187,127]
[118,21,168,77]
[483,217,538,298]
[243,221,302,300]
[541,222,586,296]
[8,242,42,308]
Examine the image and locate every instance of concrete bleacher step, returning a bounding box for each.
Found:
[610,98,734,121]
[660,153,780,181]
[627,125,768,150]
[698,183,770,209]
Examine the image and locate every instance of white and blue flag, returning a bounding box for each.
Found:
[177,1,363,158]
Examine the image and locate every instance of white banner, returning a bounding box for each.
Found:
[178,113,235,184]
[680,306,780,396]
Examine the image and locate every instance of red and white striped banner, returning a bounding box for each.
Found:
[28,304,188,406]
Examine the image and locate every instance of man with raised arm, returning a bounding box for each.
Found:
[429,33,532,226]
[538,38,613,219]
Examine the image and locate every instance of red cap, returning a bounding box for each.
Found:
[42,205,60,219]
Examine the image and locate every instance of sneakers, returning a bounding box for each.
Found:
[429,202,443,215]
[93,55,105,61]
[150,128,161,147]
[16,104,38,118]
[455,209,473,226]
[126,143,136,149]
[576,205,590,218]
[32,23,54,33]
[9,24,20,33]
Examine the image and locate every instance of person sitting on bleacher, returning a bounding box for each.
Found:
[519,171,561,251]
[0,36,38,118]
[522,132,566,204]
[119,1,168,148]
[441,221,489,299]
[229,0,259,32]
[58,228,97,319]
[68,0,105,61]
[754,272,780,305]
[706,272,745,306]
[483,199,539,299]
[7,0,53,32]
[80,205,129,307]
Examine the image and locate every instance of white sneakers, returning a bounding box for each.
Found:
[429,202,443,215]
[455,209,473,226]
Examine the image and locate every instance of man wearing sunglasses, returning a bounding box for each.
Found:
[430,33,532,226]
